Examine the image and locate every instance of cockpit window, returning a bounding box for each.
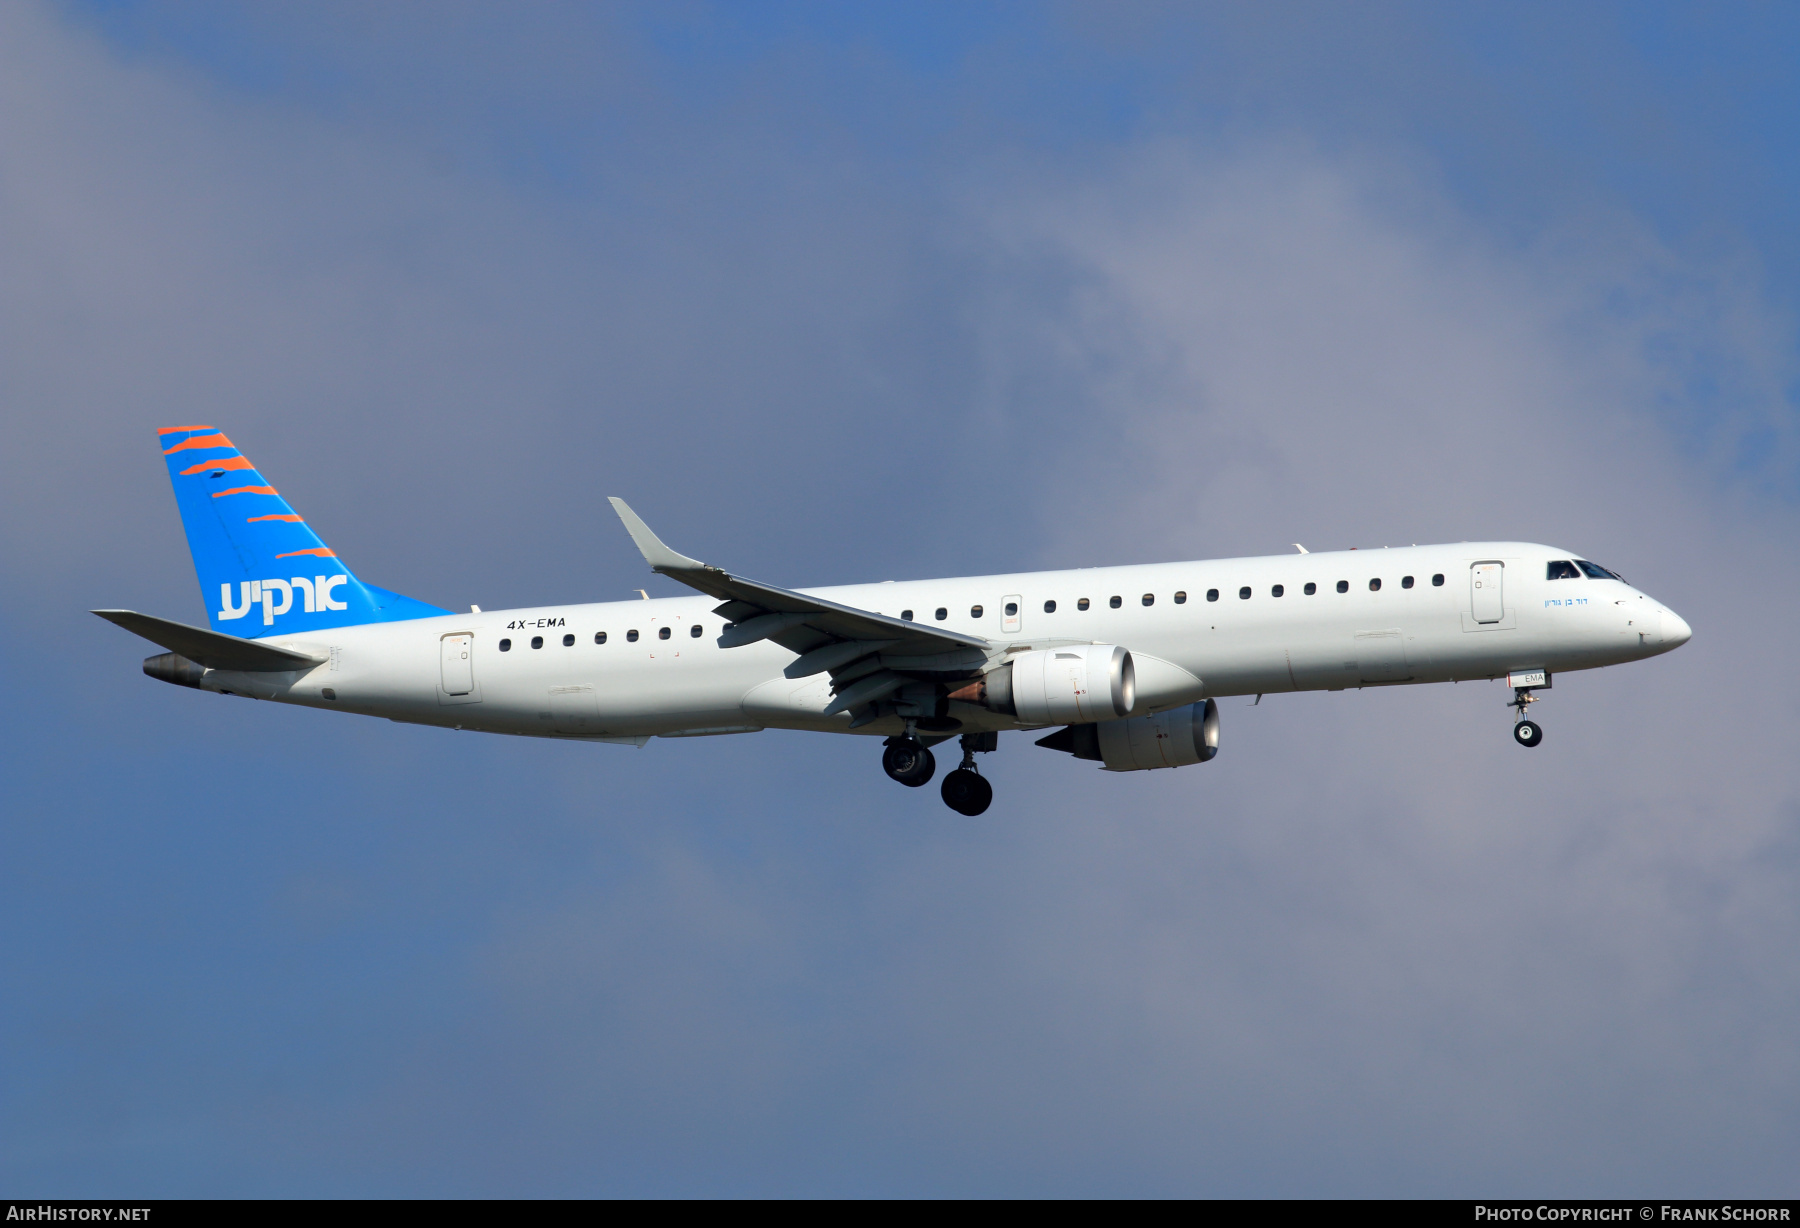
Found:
[1575,560,1622,581]
[1546,560,1581,581]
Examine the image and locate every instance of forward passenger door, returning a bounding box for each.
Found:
[1470,562,1504,624]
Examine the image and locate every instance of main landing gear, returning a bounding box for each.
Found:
[941,733,996,816]
[881,737,936,787]
[883,730,996,814]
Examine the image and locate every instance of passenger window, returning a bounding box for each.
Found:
[690,625,702,638]
[659,626,672,640]
[1336,580,1349,593]
[1174,591,1186,604]
[1078,598,1090,611]
[1044,600,1057,613]
[562,633,575,647]
[1206,589,1219,602]
[1369,578,1381,591]
[1432,573,1445,586]
[1141,593,1154,606]
[1109,596,1122,609]
[1575,560,1622,581]
[1304,582,1316,595]
[1005,602,1019,616]
[935,607,948,621]
[499,638,512,652]
[1546,560,1581,580]
[901,609,913,621]
[1239,587,1251,600]
[531,636,543,649]
[595,632,607,644]
[970,605,983,618]
[1271,585,1283,598]
[627,629,639,642]
[1401,576,1414,589]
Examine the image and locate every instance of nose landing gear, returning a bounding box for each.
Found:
[940,732,996,815]
[1508,683,1545,748]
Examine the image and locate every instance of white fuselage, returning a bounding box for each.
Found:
[206,543,1689,742]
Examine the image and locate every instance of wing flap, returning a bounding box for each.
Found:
[785,639,899,679]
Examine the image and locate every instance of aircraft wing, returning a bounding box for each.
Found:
[92,609,327,672]
[608,499,992,719]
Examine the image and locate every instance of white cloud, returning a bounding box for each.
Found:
[906,141,1800,1190]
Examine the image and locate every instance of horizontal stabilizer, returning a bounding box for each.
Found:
[92,609,325,672]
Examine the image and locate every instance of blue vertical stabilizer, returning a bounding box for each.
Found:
[158,426,448,636]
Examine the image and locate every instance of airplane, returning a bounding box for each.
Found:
[97,427,1693,815]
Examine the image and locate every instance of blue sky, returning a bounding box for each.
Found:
[3,1,1798,1195]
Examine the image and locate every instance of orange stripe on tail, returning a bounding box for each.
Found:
[275,548,335,558]
[158,425,216,435]
[180,456,255,475]
[211,485,278,498]
[164,432,234,454]
[247,514,303,523]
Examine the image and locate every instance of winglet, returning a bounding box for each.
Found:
[607,497,710,574]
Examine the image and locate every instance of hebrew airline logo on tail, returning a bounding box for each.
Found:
[217,575,351,625]
[157,426,448,636]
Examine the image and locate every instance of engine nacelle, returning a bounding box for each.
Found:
[143,652,206,689]
[1035,699,1220,771]
[970,645,1134,725]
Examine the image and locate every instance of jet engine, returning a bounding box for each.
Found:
[954,645,1134,724]
[144,652,206,689]
[1035,699,1220,771]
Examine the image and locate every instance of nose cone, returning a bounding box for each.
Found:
[1661,608,1692,649]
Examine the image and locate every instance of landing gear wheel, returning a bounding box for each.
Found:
[882,740,936,787]
[1513,720,1543,748]
[941,768,993,816]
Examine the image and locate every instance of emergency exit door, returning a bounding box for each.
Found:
[1470,562,1504,624]
[440,633,474,695]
